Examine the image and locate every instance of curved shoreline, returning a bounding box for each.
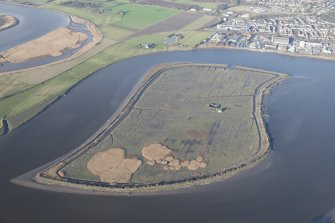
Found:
[13,63,288,195]
[200,44,335,63]
[0,15,18,31]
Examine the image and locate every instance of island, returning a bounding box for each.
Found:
[34,64,287,193]
[0,15,18,31]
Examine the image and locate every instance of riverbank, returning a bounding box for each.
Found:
[199,43,335,63]
[0,15,18,31]
[19,63,288,194]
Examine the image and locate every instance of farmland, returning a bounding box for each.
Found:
[39,64,287,191]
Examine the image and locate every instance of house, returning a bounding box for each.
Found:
[209,103,226,113]
[273,37,290,46]
[139,43,156,49]
[209,103,221,110]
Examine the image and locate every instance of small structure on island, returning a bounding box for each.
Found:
[208,103,226,113]
[139,43,156,49]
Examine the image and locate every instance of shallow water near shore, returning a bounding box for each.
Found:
[1,3,335,223]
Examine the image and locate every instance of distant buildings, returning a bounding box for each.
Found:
[202,5,335,58]
[139,43,156,49]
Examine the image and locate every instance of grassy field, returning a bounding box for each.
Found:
[112,4,178,30]
[61,64,276,185]
[168,0,218,9]
[0,0,214,134]
[181,14,217,31]
[42,1,178,30]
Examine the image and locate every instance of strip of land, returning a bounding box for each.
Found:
[29,63,287,193]
[0,15,18,31]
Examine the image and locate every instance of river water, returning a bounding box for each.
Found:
[1,4,335,223]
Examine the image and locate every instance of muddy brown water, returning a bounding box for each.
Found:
[1,4,335,223]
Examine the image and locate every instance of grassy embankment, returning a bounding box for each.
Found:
[0,0,215,135]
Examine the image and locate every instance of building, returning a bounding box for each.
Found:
[273,37,290,46]
[139,43,156,49]
[209,103,226,113]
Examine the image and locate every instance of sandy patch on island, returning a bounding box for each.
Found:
[142,143,172,161]
[142,143,207,171]
[0,27,88,64]
[87,148,142,184]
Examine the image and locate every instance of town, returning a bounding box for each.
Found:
[200,0,335,57]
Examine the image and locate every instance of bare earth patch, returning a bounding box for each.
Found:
[0,27,88,64]
[141,143,207,171]
[141,143,172,161]
[87,148,142,184]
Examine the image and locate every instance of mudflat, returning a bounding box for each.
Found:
[0,27,87,64]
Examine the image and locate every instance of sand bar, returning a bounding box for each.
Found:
[0,27,87,64]
[0,15,17,31]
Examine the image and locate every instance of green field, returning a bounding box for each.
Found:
[112,4,178,30]
[60,64,276,185]
[42,1,178,30]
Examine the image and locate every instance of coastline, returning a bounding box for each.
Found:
[199,43,335,63]
[0,15,18,31]
[13,63,288,195]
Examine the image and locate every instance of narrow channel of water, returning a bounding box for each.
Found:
[1,48,335,222]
